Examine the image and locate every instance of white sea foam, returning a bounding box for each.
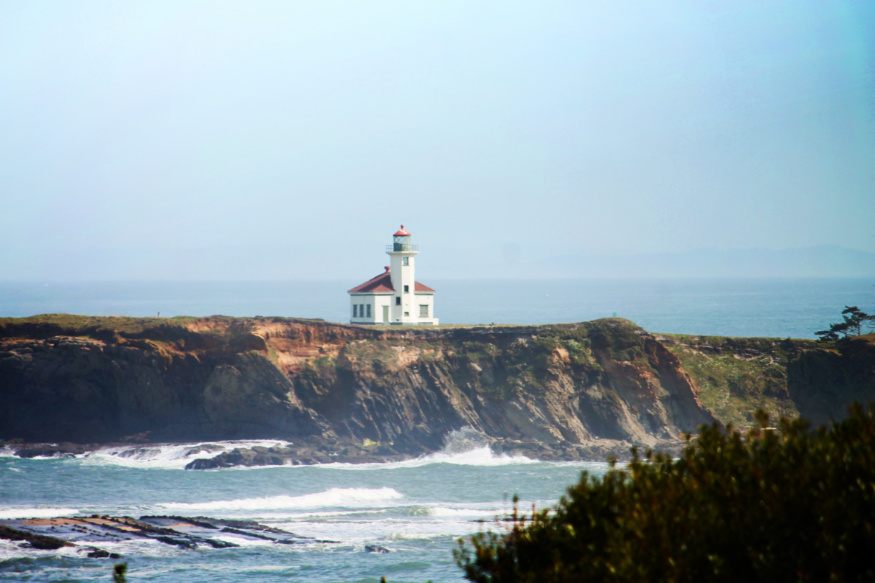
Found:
[428,506,501,518]
[78,439,293,470]
[290,449,599,472]
[0,507,80,519]
[0,445,70,460]
[317,445,538,471]
[272,517,483,542]
[319,427,539,469]
[159,487,403,513]
[213,535,274,547]
[90,538,183,559]
[269,509,387,520]
[423,445,538,466]
[544,459,618,471]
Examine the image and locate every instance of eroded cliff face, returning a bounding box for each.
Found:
[0,331,328,443]
[0,316,718,458]
[657,334,812,428]
[787,334,875,426]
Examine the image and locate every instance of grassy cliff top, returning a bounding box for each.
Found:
[1,314,819,344]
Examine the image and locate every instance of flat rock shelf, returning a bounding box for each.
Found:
[0,515,338,558]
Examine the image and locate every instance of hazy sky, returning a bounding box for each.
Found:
[2,1,873,280]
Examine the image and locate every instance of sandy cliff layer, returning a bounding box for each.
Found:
[1,315,871,463]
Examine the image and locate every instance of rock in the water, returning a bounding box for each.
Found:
[155,536,198,549]
[84,547,121,559]
[0,525,74,550]
[365,544,391,553]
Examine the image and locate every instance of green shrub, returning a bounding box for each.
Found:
[455,405,875,582]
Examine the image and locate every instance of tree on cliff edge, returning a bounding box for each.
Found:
[816,305,874,342]
[455,406,875,582]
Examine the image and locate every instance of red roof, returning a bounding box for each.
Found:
[348,270,394,293]
[348,268,436,294]
[393,224,411,236]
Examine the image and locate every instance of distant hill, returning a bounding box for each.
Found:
[544,245,875,278]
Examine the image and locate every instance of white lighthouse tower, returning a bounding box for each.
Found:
[348,225,438,325]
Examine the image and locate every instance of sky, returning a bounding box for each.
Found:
[1,1,874,281]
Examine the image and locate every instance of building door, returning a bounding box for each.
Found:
[382,305,389,323]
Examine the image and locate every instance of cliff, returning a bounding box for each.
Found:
[2,315,871,465]
[660,333,875,430]
[657,334,809,428]
[0,315,719,461]
[786,334,875,426]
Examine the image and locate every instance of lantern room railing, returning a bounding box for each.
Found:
[387,243,419,252]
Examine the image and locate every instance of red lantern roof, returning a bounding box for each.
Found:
[393,224,411,236]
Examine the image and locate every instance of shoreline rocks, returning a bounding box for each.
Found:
[1,431,682,470]
[0,515,332,556]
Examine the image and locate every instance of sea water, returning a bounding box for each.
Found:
[1,277,874,580]
[0,277,873,338]
[0,439,607,582]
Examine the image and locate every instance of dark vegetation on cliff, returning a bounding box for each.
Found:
[455,404,875,583]
[1,314,873,464]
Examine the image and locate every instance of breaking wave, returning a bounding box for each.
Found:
[158,487,403,513]
[0,507,80,520]
[320,428,537,470]
[78,440,294,470]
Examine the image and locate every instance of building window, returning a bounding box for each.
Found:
[353,305,358,318]
[366,305,371,318]
[419,304,429,318]
[404,311,409,317]
[395,297,401,305]
[403,257,409,266]
[404,285,409,293]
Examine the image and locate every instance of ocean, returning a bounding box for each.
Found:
[0,439,605,583]
[1,277,873,581]
[1,277,873,338]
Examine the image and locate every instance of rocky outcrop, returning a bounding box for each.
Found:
[0,332,328,443]
[1,315,720,460]
[787,335,875,426]
[0,525,73,550]
[0,515,325,556]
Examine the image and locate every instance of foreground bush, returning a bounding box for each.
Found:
[455,405,875,582]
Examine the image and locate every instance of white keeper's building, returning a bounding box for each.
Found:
[348,225,438,325]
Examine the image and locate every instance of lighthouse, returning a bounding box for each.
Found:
[348,225,438,325]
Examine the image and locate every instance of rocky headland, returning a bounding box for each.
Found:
[1,315,872,468]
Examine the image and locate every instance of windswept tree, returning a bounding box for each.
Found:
[815,305,873,342]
